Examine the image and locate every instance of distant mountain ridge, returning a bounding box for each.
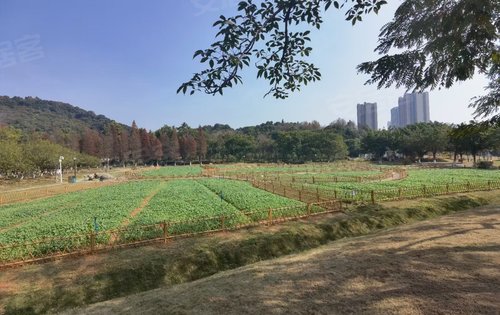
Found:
[0,96,130,134]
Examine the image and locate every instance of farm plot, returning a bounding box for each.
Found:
[141,165,202,177]
[0,181,163,262]
[132,180,247,225]
[0,181,162,244]
[198,179,308,221]
[0,192,87,231]
[273,170,387,183]
[214,161,379,176]
[314,169,499,189]
[198,179,303,210]
[287,169,500,202]
[127,180,250,237]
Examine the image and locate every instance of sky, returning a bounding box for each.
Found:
[0,0,489,131]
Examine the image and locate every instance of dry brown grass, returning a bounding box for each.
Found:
[65,206,500,315]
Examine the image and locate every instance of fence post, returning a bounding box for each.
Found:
[163,221,169,243]
[371,190,375,204]
[90,232,96,253]
[334,190,337,200]
[268,208,273,226]
[398,188,402,199]
[220,216,225,231]
[299,190,302,201]
[283,187,286,197]
[446,183,449,194]
[312,176,315,184]
[307,203,311,216]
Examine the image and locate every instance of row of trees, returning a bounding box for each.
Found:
[361,122,500,164]
[0,126,100,178]
[48,120,353,165]
[53,120,500,165]
[2,119,497,176]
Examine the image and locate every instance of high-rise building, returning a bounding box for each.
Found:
[396,92,430,127]
[389,107,400,128]
[357,102,378,130]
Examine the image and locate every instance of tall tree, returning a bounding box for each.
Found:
[129,121,142,164]
[139,128,152,163]
[120,130,130,165]
[197,126,208,163]
[180,134,197,163]
[169,128,181,164]
[150,133,163,164]
[159,131,171,161]
[361,130,393,161]
[426,122,452,162]
[80,128,101,156]
[450,123,492,165]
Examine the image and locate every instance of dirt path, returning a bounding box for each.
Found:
[67,206,500,315]
[118,183,166,228]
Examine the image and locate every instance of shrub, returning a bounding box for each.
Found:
[477,161,494,169]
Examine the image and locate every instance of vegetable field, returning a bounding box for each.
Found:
[0,163,499,265]
[253,169,500,203]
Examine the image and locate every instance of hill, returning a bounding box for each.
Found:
[0,96,129,135]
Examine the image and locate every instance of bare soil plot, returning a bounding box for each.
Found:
[67,206,500,315]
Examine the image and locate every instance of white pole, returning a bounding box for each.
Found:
[59,156,64,183]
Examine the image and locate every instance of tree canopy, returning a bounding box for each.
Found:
[178,0,388,99]
[179,0,499,123]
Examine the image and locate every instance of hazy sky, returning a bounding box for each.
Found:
[0,0,488,130]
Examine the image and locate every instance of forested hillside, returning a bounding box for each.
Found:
[0,96,129,134]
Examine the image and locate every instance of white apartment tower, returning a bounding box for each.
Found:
[357,102,378,130]
[392,92,430,127]
[389,107,400,128]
